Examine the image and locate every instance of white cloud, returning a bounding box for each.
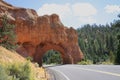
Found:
[72,3,97,17]
[37,3,97,28]
[78,17,96,24]
[105,5,120,13]
[37,3,71,19]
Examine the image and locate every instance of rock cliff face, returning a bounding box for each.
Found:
[0,0,83,66]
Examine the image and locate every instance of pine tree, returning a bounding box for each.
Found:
[114,14,120,64]
[77,17,120,64]
[115,35,120,64]
[0,15,16,50]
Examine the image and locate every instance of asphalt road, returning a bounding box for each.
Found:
[46,65,120,80]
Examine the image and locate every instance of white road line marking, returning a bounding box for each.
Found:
[78,67,120,77]
[52,68,70,80]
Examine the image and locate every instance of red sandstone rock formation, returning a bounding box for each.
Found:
[0,0,83,66]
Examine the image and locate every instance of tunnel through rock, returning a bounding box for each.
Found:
[34,42,72,66]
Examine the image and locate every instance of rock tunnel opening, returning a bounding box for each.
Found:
[42,49,63,65]
[34,43,72,66]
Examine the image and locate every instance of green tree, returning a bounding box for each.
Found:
[115,35,120,64]
[42,50,62,64]
[77,16,120,64]
[114,14,120,64]
[0,15,16,50]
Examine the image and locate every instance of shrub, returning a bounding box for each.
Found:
[26,56,33,61]
[101,61,113,65]
[78,59,93,65]
[0,64,10,80]
[8,62,34,80]
[0,61,35,80]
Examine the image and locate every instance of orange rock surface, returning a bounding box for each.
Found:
[0,0,83,66]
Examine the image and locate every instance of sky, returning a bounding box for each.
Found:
[4,0,120,29]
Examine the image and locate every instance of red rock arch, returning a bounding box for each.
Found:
[34,43,71,66]
[0,0,83,66]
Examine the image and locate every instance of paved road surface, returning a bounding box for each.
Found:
[46,65,120,80]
